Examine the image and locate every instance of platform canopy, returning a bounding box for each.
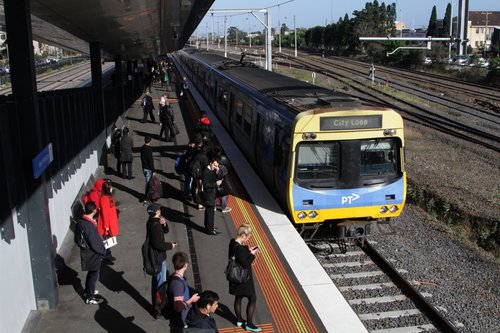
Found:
[0,0,214,59]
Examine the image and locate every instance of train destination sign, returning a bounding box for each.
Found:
[320,115,382,130]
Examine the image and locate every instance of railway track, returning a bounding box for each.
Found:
[275,55,500,153]
[309,240,462,333]
[329,56,500,110]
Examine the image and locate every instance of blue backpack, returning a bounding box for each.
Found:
[174,155,186,175]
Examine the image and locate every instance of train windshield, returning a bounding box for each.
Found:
[295,142,340,180]
[360,139,397,176]
[295,138,401,188]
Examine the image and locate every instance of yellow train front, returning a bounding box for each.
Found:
[174,49,406,241]
[289,108,406,239]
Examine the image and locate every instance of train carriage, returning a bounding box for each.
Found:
[174,49,406,240]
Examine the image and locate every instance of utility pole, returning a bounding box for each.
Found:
[481,11,492,57]
[294,15,297,58]
[278,4,282,53]
[448,2,454,62]
[224,16,227,57]
[206,21,209,50]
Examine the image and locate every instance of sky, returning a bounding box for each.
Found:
[196,0,498,34]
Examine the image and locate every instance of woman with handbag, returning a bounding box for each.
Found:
[228,223,261,332]
[98,181,119,262]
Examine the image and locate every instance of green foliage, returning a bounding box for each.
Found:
[427,6,438,37]
[442,4,452,37]
[303,1,396,56]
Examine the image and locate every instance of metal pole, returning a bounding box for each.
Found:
[266,10,273,71]
[224,16,227,57]
[278,5,281,53]
[211,13,214,46]
[206,21,209,50]
[294,15,297,57]
[448,2,453,61]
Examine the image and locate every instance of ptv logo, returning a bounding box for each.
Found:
[341,193,360,205]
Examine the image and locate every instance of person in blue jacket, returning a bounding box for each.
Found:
[185,290,220,332]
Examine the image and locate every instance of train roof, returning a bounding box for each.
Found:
[183,49,362,114]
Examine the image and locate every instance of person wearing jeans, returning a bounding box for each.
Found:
[76,201,106,305]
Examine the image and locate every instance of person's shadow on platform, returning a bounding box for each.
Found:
[112,182,144,203]
[94,297,146,333]
[215,303,238,326]
[160,205,206,234]
[126,116,146,124]
[99,265,153,317]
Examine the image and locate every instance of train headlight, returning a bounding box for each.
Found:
[389,205,399,213]
[302,133,317,140]
[297,211,307,219]
[384,129,397,137]
[308,211,318,218]
[380,206,389,214]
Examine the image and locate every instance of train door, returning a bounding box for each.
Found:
[273,125,289,196]
[254,112,273,186]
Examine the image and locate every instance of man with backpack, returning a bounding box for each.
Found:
[76,201,106,305]
[187,138,209,210]
[145,203,177,319]
[141,92,155,123]
[168,252,200,332]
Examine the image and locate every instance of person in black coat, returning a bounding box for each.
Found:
[120,127,134,179]
[159,101,176,142]
[185,290,220,332]
[141,92,155,123]
[76,201,106,305]
[146,203,177,317]
[140,136,156,200]
[228,224,261,332]
[201,158,222,235]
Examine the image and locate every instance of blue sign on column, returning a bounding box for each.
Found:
[32,143,53,179]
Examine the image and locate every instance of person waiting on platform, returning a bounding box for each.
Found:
[228,224,261,332]
[167,251,200,333]
[120,127,134,179]
[76,201,106,305]
[201,157,222,235]
[140,136,156,202]
[159,97,176,142]
[98,180,119,263]
[141,92,155,123]
[185,290,220,332]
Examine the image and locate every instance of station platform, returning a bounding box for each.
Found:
[32,77,367,332]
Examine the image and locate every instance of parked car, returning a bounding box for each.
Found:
[453,55,469,66]
[478,57,489,68]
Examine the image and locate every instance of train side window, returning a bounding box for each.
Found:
[243,103,252,136]
[360,139,398,176]
[235,98,243,126]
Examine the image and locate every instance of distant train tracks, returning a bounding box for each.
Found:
[309,240,461,333]
[275,55,500,153]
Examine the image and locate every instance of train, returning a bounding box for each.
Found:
[173,49,406,241]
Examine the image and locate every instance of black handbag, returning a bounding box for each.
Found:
[173,122,180,135]
[225,256,249,284]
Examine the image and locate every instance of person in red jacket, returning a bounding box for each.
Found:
[98,181,119,261]
[86,179,105,211]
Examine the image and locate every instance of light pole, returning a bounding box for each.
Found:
[481,11,492,57]
[278,5,282,53]
[294,15,297,57]
[448,2,454,62]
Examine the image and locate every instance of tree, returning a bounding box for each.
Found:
[442,3,452,37]
[427,6,438,37]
